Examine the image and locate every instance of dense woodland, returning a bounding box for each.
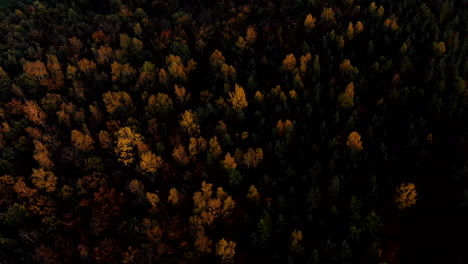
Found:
[0,0,467,263]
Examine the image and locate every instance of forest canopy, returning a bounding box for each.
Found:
[0,0,467,263]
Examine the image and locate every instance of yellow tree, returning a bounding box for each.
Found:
[216,238,236,263]
[395,183,417,209]
[31,167,57,193]
[77,59,97,76]
[46,54,64,90]
[114,127,143,166]
[24,60,48,82]
[168,188,182,205]
[71,130,94,151]
[321,7,336,23]
[139,151,163,174]
[228,84,248,111]
[347,131,363,151]
[33,140,54,170]
[172,144,190,166]
[247,185,260,202]
[179,110,200,136]
[282,54,297,72]
[102,91,134,115]
[355,21,364,35]
[347,22,354,40]
[222,153,237,169]
[146,93,174,118]
[304,14,316,31]
[96,46,113,65]
[338,82,355,108]
[246,26,257,45]
[23,100,47,126]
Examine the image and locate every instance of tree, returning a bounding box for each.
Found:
[216,238,236,263]
[179,110,200,136]
[139,151,163,174]
[33,140,54,170]
[338,82,355,108]
[246,26,257,45]
[395,183,417,209]
[23,100,47,126]
[71,129,94,151]
[77,58,97,76]
[346,131,363,151]
[146,93,174,119]
[172,144,190,166]
[290,230,304,254]
[102,91,134,116]
[31,167,57,193]
[46,54,64,90]
[304,14,316,31]
[228,84,248,111]
[24,60,48,82]
[282,53,297,72]
[114,127,143,166]
[247,185,260,202]
[222,153,237,169]
[321,7,336,23]
[346,22,354,40]
[168,188,182,205]
[96,46,113,65]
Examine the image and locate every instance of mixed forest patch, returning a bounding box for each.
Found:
[0,0,467,263]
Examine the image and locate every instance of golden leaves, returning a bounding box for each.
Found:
[247,185,260,202]
[395,183,417,209]
[282,53,297,72]
[102,91,133,115]
[347,131,363,151]
[179,110,200,136]
[222,153,237,169]
[71,130,94,151]
[304,14,316,31]
[139,151,163,174]
[31,167,57,193]
[146,192,159,207]
[228,84,248,111]
[114,127,143,166]
[338,82,355,108]
[215,238,236,263]
[321,7,335,23]
[168,188,182,205]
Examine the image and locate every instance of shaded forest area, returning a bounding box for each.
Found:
[0,0,467,263]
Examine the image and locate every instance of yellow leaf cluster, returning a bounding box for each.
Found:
[208,136,222,159]
[222,153,237,169]
[77,58,97,75]
[282,53,297,72]
[321,7,335,23]
[246,26,257,45]
[102,91,133,115]
[172,144,190,166]
[247,185,260,202]
[31,167,57,193]
[166,54,187,80]
[179,110,200,136]
[304,14,316,31]
[33,140,54,170]
[299,53,312,75]
[168,187,182,205]
[146,192,159,207]
[71,130,94,151]
[395,183,417,209]
[228,84,248,111]
[115,127,143,166]
[216,238,236,263]
[346,131,363,151]
[139,151,163,174]
[338,82,355,108]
